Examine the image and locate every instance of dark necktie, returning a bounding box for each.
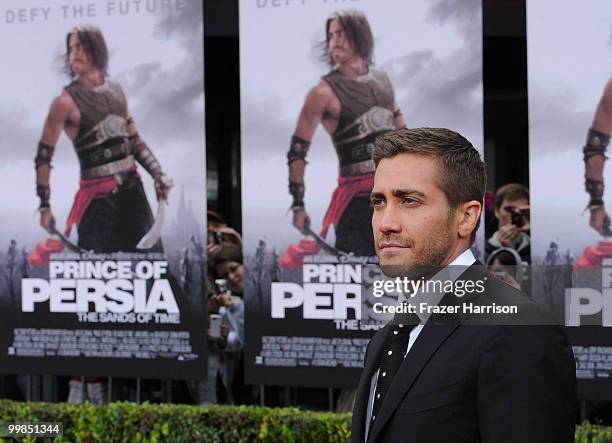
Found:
[368,312,418,438]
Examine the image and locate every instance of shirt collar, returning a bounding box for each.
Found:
[449,247,476,268]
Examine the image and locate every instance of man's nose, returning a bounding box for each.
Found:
[377,206,402,234]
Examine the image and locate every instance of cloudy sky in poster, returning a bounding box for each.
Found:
[240,0,483,253]
[527,0,612,259]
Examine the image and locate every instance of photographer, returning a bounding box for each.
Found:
[485,183,531,264]
[212,244,251,404]
[198,254,244,404]
[207,210,242,260]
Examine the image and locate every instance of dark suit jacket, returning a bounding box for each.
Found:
[351,264,576,443]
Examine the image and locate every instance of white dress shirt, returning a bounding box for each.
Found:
[364,248,476,441]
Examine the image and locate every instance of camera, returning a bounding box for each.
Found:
[510,209,524,228]
[213,231,224,247]
[510,206,529,228]
[214,279,229,295]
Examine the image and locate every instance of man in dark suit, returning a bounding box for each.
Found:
[351,128,576,442]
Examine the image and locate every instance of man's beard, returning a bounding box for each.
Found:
[377,217,455,280]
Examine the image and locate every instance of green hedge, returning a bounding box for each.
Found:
[0,400,350,443]
[575,423,612,443]
[0,400,611,442]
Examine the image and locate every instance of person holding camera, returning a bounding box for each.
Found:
[485,183,531,264]
[198,269,244,405]
[213,244,250,404]
[207,210,242,260]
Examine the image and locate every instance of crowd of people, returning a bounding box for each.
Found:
[199,210,249,405]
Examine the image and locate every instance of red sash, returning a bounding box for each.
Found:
[29,174,123,267]
[279,173,374,269]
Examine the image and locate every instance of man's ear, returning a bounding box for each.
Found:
[457,200,482,240]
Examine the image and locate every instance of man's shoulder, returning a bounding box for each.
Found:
[50,89,76,113]
[458,268,570,350]
[476,269,530,304]
[459,264,554,324]
[304,78,336,105]
[56,89,72,101]
[478,284,549,323]
[313,76,335,95]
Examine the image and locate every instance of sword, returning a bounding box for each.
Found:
[137,199,166,249]
[49,226,85,253]
[301,224,348,257]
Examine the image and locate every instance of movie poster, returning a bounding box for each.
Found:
[527,0,612,399]
[240,0,483,387]
[0,0,208,380]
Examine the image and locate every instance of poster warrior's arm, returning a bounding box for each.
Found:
[585,80,612,235]
[36,94,70,232]
[126,111,173,201]
[288,83,329,231]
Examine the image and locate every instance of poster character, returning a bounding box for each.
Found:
[287,10,405,256]
[35,25,173,252]
[584,79,612,236]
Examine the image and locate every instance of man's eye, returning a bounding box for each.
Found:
[402,198,417,206]
[370,198,384,208]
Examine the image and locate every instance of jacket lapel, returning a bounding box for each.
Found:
[366,294,462,443]
[361,262,488,442]
[351,326,390,443]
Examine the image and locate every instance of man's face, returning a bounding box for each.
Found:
[328,19,356,64]
[216,260,244,293]
[68,33,93,76]
[371,153,458,275]
[495,197,529,228]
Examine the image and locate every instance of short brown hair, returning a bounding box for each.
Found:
[494,183,529,208]
[373,128,486,243]
[64,25,109,79]
[321,10,374,67]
